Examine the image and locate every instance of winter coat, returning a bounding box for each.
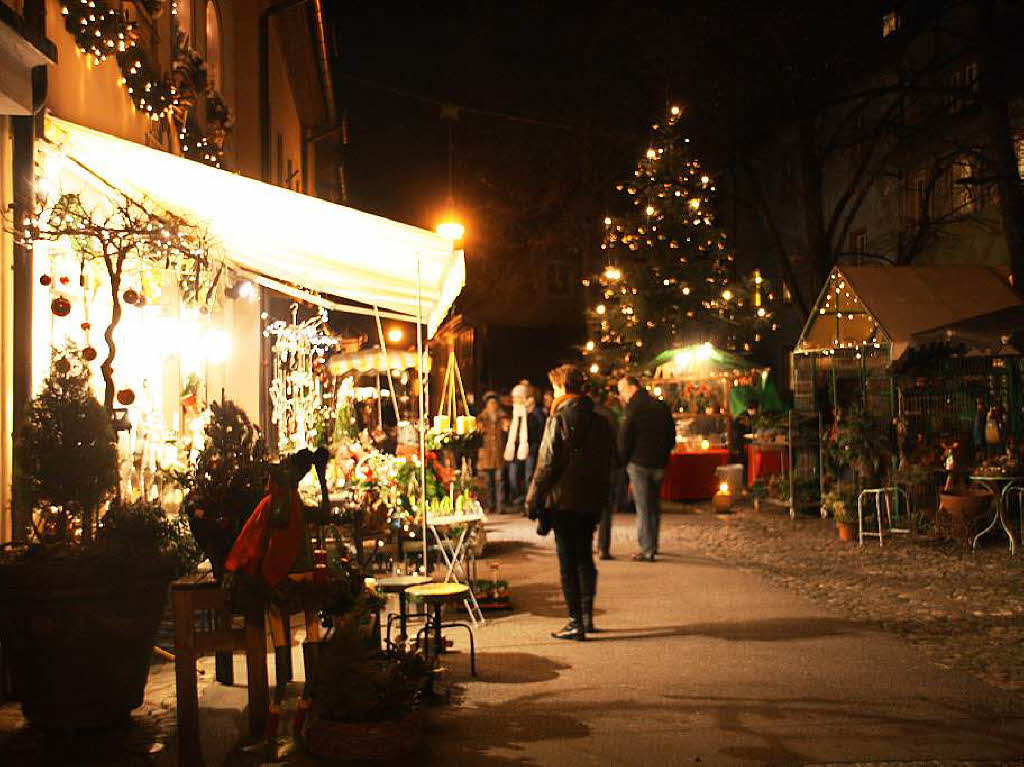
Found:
[620,388,676,470]
[526,395,615,516]
[477,408,506,471]
[593,402,623,470]
[526,408,545,458]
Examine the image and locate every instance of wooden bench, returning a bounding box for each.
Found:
[171,573,269,767]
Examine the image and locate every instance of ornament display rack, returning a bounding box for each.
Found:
[432,350,476,437]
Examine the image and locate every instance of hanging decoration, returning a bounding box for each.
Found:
[583,104,780,375]
[265,304,337,455]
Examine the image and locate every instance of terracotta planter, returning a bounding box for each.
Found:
[937,489,993,546]
[302,709,424,761]
[836,522,855,542]
[0,566,170,729]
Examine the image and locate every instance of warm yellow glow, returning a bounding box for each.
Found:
[757,307,766,317]
[718,481,730,494]
[436,219,465,241]
[604,266,622,281]
[596,304,606,315]
[603,216,612,225]
[689,198,701,210]
[682,286,690,295]
[700,175,710,185]
[646,149,657,159]
[674,350,692,368]
[387,327,404,344]
[670,105,681,116]
[589,363,599,374]
[645,205,655,216]
[754,269,763,285]
[585,340,595,351]
[701,439,710,450]
[722,289,733,301]
[653,386,663,397]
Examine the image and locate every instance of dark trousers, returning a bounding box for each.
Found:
[553,513,598,620]
[598,468,626,556]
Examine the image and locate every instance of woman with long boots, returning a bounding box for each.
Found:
[526,364,615,641]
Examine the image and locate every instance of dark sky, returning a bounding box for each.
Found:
[330,2,712,245]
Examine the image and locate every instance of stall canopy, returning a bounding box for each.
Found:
[650,343,768,381]
[795,265,1022,359]
[910,304,1024,356]
[41,116,464,336]
[328,348,430,376]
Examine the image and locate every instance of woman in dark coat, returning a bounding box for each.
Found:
[526,364,615,641]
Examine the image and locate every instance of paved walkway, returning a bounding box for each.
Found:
[426,513,1024,766]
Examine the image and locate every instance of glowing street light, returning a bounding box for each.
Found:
[387,327,404,344]
[436,218,464,242]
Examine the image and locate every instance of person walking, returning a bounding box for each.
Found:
[527,364,615,641]
[617,376,675,562]
[593,392,623,560]
[504,381,532,507]
[477,392,506,513]
[524,391,545,488]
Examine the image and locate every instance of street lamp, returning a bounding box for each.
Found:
[436,217,464,242]
[387,327,404,345]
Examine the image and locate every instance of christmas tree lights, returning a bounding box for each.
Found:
[583,105,779,376]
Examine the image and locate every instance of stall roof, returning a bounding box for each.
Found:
[328,348,430,376]
[41,116,463,336]
[910,304,1024,355]
[649,343,769,381]
[795,265,1022,358]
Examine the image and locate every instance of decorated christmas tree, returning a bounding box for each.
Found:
[176,399,269,576]
[584,105,777,376]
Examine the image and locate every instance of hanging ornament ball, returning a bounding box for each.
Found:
[55,357,71,374]
[59,275,70,286]
[116,388,136,406]
[82,346,98,361]
[51,296,71,317]
[199,305,209,315]
[39,274,52,287]
[81,322,90,331]
[122,288,139,306]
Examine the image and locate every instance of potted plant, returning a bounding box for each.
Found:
[823,485,858,542]
[0,347,200,729]
[301,616,436,760]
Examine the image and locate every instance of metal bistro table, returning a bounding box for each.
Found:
[969,475,1024,554]
[427,512,485,625]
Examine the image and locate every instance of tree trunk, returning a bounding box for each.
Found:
[798,117,833,288]
[101,270,122,413]
[976,0,1024,289]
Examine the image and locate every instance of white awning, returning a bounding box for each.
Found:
[41,116,463,336]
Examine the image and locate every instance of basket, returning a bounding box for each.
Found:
[301,709,424,761]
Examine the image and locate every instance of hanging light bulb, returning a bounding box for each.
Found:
[596,304,606,315]
[722,289,733,301]
[645,205,655,216]
[604,265,622,281]
[586,341,595,351]
[589,363,599,374]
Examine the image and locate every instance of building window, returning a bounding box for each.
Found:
[948,60,979,113]
[882,11,900,37]
[1014,135,1024,180]
[901,169,928,224]
[953,156,977,214]
[205,0,222,93]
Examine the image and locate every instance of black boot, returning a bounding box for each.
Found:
[582,597,602,633]
[551,616,585,641]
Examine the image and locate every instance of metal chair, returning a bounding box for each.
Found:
[376,574,433,650]
[858,487,911,546]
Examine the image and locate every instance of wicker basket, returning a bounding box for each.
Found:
[301,709,424,761]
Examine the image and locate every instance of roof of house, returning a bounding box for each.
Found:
[797,265,1022,357]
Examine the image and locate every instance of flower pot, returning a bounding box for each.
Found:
[302,709,424,761]
[0,564,170,729]
[937,489,993,546]
[836,522,855,542]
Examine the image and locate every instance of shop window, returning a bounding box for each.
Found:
[882,11,899,38]
[953,156,977,214]
[175,0,192,42]
[205,0,222,93]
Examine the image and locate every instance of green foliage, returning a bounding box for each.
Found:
[823,484,858,524]
[175,399,268,575]
[333,400,360,444]
[426,430,482,453]
[308,618,434,723]
[833,406,891,488]
[14,345,118,542]
[98,499,201,579]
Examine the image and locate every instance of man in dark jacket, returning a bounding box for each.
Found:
[617,376,676,561]
[526,364,615,641]
[593,394,623,560]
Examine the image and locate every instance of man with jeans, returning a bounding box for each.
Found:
[617,377,676,562]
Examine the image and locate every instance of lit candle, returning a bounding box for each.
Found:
[434,414,451,432]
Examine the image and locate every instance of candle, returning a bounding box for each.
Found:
[456,415,475,434]
[434,414,451,432]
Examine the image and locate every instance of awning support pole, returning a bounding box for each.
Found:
[416,257,428,571]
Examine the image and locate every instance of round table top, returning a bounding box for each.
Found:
[375,575,434,592]
[405,581,470,600]
[969,475,1024,483]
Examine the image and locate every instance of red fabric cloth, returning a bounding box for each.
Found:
[745,444,789,487]
[225,483,305,588]
[660,449,729,501]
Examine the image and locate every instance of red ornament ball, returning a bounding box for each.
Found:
[80,322,90,331]
[39,274,52,287]
[116,388,136,406]
[54,357,71,374]
[122,288,139,306]
[82,346,98,361]
[59,276,70,286]
[50,296,71,317]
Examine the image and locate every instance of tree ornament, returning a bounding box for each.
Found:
[39,274,52,287]
[82,346,98,361]
[122,288,139,306]
[54,357,71,374]
[116,388,136,406]
[59,275,70,286]
[80,322,90,331]
[51,296,71,317]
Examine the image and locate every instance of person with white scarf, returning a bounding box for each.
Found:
[504,382,532,506]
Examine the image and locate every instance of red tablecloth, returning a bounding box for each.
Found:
[746,444,789,487]
[661,449,730,501]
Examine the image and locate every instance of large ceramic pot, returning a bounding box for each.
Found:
[936,489,993,547]
[0,565,170,730]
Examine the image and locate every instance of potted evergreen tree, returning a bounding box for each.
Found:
[0,346,199,729]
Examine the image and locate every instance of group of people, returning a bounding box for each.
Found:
[480,364,676,642]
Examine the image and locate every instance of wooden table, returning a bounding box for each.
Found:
[171,573,269,767]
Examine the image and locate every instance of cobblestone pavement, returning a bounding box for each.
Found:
[663,501,1024,696]
[0,654,214,766]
